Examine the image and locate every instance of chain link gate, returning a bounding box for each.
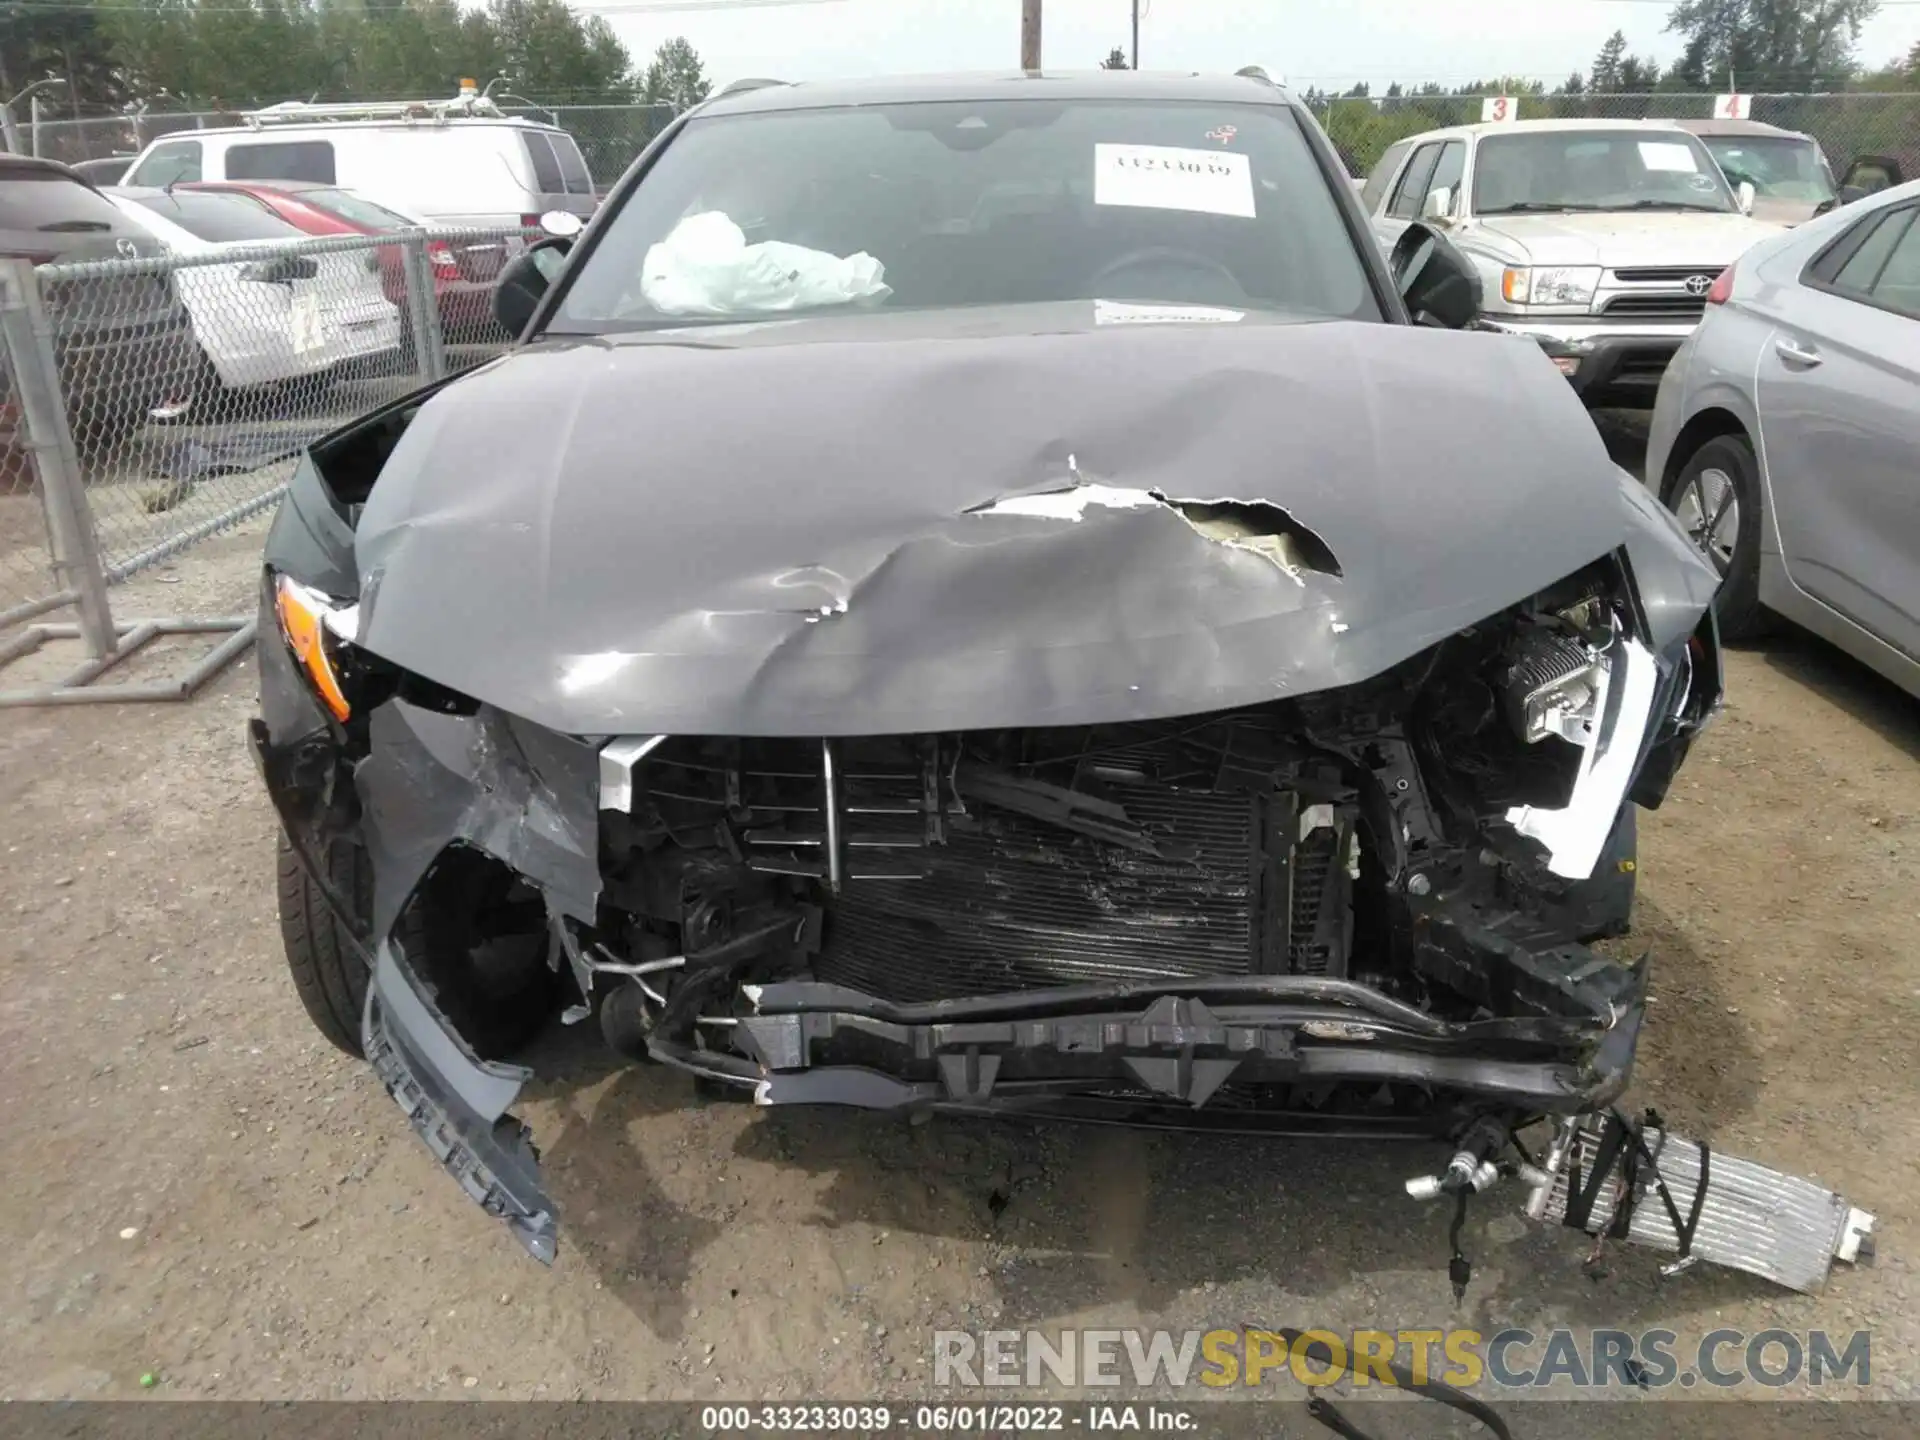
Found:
[0,225,535,706]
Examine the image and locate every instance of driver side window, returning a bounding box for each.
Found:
[1387,143,1442,220]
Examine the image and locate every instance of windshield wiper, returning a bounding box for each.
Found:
[1617,199,1730,213]
[1478,202,1612,214]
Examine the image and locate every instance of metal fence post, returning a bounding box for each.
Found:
[398,232,448,384]
[0,258,116,658]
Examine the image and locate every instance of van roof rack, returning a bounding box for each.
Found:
[241,84,509,128]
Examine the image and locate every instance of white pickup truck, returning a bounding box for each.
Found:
[1358,119,1783,407]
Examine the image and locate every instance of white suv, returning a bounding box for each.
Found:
[122,92,597,232]
[1359,119,1783,406]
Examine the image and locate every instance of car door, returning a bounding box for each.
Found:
[1756,199,1920,658]
[1373,141,1442,254]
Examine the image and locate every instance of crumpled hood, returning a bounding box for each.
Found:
[352,303,1668,737]
[1477,210,1784,267]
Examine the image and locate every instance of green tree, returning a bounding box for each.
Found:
[641,36,709,112]
[487,0,634,102]
[99,0,635,110]
[1591,30,1628,91]
[1101,46,1129,70]
[1665,0,1880,87]
[0,0,126,117]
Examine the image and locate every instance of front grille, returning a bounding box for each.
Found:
[1610,266,1721,284]
[45,273,179,336]
[626,716,1360,1003]
[817,789,1259,1002]
[1601,293,1706,321]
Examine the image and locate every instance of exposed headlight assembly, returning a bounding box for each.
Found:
[1500,265,1601,307]
[1503,615,1659,880]
[273,573,360,723]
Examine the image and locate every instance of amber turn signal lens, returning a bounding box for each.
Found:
[274,575,352,723]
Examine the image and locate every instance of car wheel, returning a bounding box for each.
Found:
[277,829,374,1057]
[1662,432,1768,640]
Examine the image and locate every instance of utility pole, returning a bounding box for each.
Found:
[1132,0,1140,69]
[1021,0,1042,71]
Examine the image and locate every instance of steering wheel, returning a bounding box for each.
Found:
[1088,246,1243,295]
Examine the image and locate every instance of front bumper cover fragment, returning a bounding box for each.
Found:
[363,942,558,1265]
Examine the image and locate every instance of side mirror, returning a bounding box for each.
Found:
[1421,186,1453,222]
[492,236,573,338]
[1736,181,1756,216]
[237,254,320,285]
[1389,221,1480,329]
[1839,156,1902,195]
[539,210,583,240]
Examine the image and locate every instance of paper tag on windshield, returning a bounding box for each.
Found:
[289,292,327,356]
[1638,142,1699,173]
[1094,144,1256,218]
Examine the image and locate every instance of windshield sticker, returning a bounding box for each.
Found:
[1638,142,1699,173]
[1094,299,1246,325]
[1094,144,1257,218]
[1206,124,1239,146]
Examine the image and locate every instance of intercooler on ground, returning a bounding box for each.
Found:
[626,719,1358,1003]
[1527,1114,1877,1295]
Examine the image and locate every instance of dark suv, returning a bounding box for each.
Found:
[1,156,199,470]
[254,71,1725,1266]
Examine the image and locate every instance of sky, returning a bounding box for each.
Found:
[589,0,1920,93]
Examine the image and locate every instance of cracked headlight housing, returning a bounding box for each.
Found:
[1500,265,1601,308]
[273,573,361,723]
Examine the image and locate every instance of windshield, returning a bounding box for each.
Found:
[0,171,129,234]
[552,98,1378,330]
[303,188,418,231]
[1472,130,1736,215]
[129,190,305,243]
[1701,135,1835,202]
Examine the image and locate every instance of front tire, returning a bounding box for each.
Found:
[276,831,558,1059]
[1662,432,1768,640]
[276,830,373,1057]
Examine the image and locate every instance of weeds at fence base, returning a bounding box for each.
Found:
[0,615,254,707]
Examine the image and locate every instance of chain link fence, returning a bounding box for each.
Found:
[20,91,1920,197]
[1307,90,1920,181]
[0,225,533,702]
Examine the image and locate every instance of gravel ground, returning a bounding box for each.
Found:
[1,429,1916,1425]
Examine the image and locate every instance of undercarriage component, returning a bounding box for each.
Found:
[1527,1111,1877,1294]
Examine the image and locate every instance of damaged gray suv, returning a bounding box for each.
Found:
[251,72,1730,1268]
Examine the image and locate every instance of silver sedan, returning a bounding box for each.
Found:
[1646,177,1920,697]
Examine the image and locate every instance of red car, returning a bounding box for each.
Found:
[178,180,502,337]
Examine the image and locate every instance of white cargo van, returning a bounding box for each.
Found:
[122,89,597,231]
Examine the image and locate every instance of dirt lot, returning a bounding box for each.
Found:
[1,479,1917,1417]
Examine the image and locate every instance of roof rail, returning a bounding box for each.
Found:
[713,77,789,99]
[241,87,509,128]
